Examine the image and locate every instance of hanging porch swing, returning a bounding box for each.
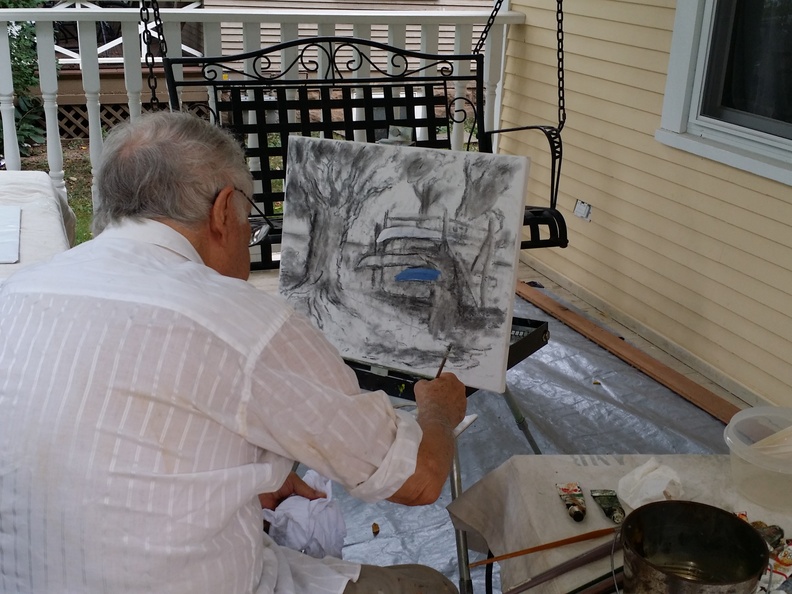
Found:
[140,0,569,254]
[476,0,569,249]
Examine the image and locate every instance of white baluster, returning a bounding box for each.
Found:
[203,21,222,125]
[121,20,142,121]
[77,18,102,211]
[242,21,261,193]
[352,23,371,47]
[0,21,20,170]
[36,21,66,198]
[203,20,221,57]
[162,20,182,110]
[484,25,506,142]
[388,24,406,52]
[352,23,371,143]
[317,22,334,80]
[421,23,439,58]
[418,24,440,147]
[281,23,298,129]
[281,22,298,44]
[451,24,472,151]
[280,21,298,77]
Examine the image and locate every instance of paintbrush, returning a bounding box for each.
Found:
[435,344,452,378]
[503,537,623,594]
[469,527,617,568]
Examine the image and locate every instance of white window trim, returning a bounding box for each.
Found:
[655,0,792,187]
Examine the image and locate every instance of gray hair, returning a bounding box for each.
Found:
[92,111,252,234]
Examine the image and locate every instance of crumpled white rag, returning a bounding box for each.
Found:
[616,457,684,510]
[262,470,347,559]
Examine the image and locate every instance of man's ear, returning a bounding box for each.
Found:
[208,185,236,244]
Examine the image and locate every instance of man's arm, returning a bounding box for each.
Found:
[244,310,468,503]
[386,373,466,506]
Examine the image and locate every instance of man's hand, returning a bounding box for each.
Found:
[258,471,326,511]
[413,372,466,429]
[387,372,467,507]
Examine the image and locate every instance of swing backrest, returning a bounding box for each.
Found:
[164,37,485,270]
[164,36,567,270]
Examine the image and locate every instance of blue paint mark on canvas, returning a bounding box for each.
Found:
[395,267,441,282]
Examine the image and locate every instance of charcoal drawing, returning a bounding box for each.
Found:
[278,136,529,392]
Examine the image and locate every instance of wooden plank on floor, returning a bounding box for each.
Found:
[516,282,741,424]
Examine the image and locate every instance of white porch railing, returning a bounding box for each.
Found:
[0,7,525,202]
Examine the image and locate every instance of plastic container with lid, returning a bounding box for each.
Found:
[724,406,792,511]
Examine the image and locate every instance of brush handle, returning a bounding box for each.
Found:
[470,527,617,568]
[435,345,452,378]
[503,536,622,594]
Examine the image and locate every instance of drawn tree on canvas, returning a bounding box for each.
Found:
[400,150,457,215]
[280,138,394,323]
[400,152,518,312]
[457,158,517,307]
[279,136,529,391]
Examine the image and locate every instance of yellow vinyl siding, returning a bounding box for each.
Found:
[503,1,792,407]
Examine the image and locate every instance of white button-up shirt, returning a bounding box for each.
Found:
[0,219,422,594]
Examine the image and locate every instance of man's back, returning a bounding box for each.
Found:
[0,220,299,592]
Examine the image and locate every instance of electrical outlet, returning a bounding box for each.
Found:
[573,199,592,221]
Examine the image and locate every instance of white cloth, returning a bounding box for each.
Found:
[263,470,346,559]
[616,457,684,509]
[0,218,423,594]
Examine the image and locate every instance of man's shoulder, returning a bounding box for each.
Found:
[3,241,297,347]
[132,261,296,340]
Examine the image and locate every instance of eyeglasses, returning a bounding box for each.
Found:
[235,188,274,247]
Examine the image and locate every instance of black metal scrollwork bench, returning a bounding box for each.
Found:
[164,37,567,267]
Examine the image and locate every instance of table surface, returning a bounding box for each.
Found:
[447,454,790,593]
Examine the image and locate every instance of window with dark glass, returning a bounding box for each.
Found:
[702,0,792,140]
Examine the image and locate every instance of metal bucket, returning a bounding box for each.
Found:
[621,501,769,593]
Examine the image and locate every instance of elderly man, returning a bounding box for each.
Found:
[0,112,466,593]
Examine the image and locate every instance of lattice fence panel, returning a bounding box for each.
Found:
[57,102,212,138]
[100,104,130,131]
[58,105,90,138]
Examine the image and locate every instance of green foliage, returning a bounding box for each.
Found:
[1,0,42,95]
[0,0,47,156]
[8,27,38,94]
[10,95,45,156]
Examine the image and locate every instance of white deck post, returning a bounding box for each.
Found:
[77,19,103,210]
[451,24,472,151]
[121,20,143,121]
[0,22,20,171]
[36,20,66,199]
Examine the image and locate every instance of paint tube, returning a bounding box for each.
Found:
[590,489,626,524]
[751,521,784,549]
[556,482,586,522]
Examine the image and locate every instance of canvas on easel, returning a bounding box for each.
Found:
[278,136,529,392]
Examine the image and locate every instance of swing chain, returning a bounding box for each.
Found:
[140,0,168,110]
[555,0,566,131]
[474,0,566,131]
[472,0,505,55]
